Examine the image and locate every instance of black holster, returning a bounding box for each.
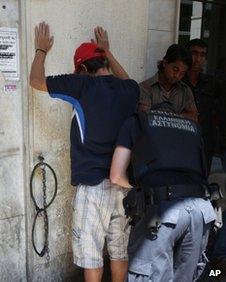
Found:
[123,188,161,235]
[123,188,145,226]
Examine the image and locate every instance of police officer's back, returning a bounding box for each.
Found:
[110,104,216,282]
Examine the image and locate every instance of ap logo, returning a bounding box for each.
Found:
[209,270,221,276]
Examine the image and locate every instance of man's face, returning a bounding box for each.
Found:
[163,60,188,85]
[190,45,207,72]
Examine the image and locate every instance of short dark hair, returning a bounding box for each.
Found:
[158,44,192,72]
[185,38,207,50]
[83,57,109,74]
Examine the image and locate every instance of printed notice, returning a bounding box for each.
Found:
[0,27,19,80]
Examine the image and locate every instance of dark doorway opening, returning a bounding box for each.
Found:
[179,0,226,74]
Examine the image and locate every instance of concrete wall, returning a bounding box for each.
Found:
[1,0,149,281]
[0,0,26,281]
[146,0,180,78]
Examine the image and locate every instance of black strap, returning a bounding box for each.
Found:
[145,184,209,203]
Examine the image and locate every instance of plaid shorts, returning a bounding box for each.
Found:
[72,179,130,268]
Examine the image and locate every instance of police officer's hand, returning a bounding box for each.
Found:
[35,22,54,53]
[93,26,110,51]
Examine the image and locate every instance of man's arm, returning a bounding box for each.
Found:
[110,146,132,188]
[30,22,54,92]
[137,79,153,113]
[181,86,198,121]
[94,26,129,80]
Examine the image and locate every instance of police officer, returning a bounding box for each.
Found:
[110,103,216,282]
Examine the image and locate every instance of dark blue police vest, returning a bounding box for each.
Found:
[131,111,206,183]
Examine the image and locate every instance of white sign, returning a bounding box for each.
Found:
[0,27,19,80]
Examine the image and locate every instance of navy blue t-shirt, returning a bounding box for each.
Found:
[46,74,139,186]
[116,114,205,186]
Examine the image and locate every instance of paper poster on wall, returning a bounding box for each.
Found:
[0,27,19,80]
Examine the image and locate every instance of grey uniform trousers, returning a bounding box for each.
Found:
[127,198,215,282]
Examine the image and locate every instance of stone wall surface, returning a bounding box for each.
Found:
[146,0,179,78]
[0,0,26,281]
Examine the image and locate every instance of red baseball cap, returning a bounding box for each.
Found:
[74,42,106,72]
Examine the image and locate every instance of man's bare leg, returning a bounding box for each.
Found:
[111,260,128,282]
[84,268,103,282]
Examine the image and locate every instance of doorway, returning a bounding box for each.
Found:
[179,0,226,74]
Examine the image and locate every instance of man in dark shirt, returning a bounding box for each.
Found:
[183,39,221,173]
[184,38,226,275]
[30,22,139,282]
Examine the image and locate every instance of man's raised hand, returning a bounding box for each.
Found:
[35,22,54,53]
[94,26,110,51]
